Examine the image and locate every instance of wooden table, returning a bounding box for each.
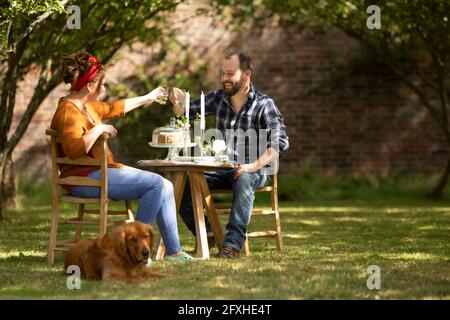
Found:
[137,159,237,259]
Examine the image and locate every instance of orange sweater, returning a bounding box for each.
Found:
[50,99,125,179]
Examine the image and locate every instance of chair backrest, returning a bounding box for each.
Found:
[46,128,109,195]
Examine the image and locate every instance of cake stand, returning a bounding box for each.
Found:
[148,142,197,160]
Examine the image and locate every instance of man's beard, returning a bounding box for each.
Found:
[222,75,244,96]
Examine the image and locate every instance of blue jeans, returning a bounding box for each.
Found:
[70,166,181,255]
[179,169,269,251]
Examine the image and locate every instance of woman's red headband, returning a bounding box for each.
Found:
[72,55,101,91]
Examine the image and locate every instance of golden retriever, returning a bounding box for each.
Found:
[64,221,165,282]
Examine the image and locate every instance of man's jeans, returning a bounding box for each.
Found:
[179,168,269,251]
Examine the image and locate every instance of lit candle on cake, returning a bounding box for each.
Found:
[200,91,205,131]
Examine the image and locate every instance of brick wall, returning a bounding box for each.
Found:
[11,1,448,182]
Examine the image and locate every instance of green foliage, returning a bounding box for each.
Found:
[0,0,66,59]
[175,115,188,128]
[1,0,66,16]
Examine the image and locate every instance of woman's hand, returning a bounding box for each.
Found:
[83,124,117,153]
[124,87,168,114]
[96,124,117,138]
[146,86,168,104]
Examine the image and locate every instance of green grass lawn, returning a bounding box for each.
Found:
[0,179,449,299]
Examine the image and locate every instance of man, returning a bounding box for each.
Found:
[170,52,289,259]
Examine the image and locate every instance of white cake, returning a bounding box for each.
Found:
[152,129,191,145]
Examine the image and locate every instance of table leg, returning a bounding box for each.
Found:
[189,172,210,259]
[173,172,187,212]
[197,173,224,250]
[154,172,187,260]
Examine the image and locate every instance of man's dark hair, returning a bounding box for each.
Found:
[225,52,253,75]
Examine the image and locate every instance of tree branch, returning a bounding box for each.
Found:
[414,67,440,93]
[379,35,448,138]
[413,24,449,132]
[7,0,69,52]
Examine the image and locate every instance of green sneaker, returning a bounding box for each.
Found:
[165,251,198,263]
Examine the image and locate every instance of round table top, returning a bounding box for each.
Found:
[137,159,237,172]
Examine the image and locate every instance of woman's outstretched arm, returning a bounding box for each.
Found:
[124,86,168,113]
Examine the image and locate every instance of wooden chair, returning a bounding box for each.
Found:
[210,174,282,256]
[46,128,134,265]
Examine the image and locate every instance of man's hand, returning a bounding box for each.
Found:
[170,87,186,106]
[233,163,259,179]
[170,87,186,116]
[237,72,251,96]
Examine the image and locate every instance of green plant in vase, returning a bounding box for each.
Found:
[175,115,191,146]
[195,137,212,157]
[175,115,189,128]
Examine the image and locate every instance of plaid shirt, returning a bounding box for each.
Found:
[189,84,289,164]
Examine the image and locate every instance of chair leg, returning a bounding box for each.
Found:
[154,236,166,260]
[273,212,283,251]
[48,199,59,265]
[125,200,134,222]
[243,235,250,256]
[74,203,85,242]
[99,199,108,236]
[272,180,283,251]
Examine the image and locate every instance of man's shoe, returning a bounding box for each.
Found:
[218,245,240,259]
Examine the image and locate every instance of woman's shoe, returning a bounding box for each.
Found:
[165,251,198,262]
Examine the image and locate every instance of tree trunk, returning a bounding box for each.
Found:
[430,151,450,198]
[0,152,6,221]
[0,157,3,221]
[1,152,15,209]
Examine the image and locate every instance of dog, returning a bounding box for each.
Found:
[64,221,165,282]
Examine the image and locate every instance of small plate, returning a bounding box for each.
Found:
[148,142,197,148]
[175,156,234,164]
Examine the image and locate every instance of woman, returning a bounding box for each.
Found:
[51,51,194,262]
